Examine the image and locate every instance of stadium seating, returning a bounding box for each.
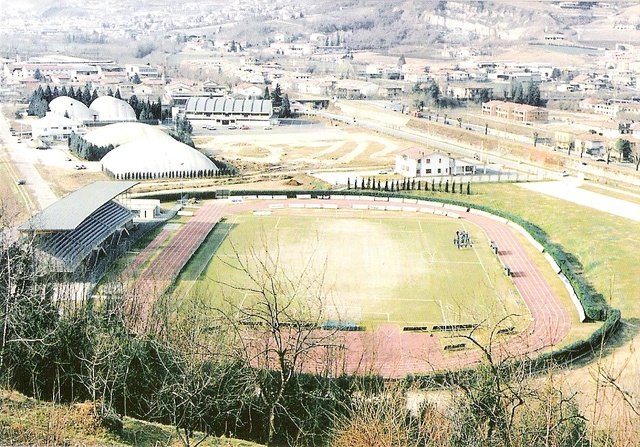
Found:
[38,200,133,270]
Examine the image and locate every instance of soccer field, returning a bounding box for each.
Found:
[182,209,528,329]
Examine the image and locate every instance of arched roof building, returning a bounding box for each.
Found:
[101,136,218,180]
[49,96,96,123]
[84,122,167,147]
[89,96,137,122]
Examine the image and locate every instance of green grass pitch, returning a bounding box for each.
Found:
[177,209,528,329]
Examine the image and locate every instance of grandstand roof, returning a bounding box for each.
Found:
[37,200,134,272]
[19,181,138,232]
[185,97,272,114]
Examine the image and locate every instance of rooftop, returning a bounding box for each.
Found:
[20,181,138,232]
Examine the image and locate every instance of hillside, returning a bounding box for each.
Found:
[0,389,262,447]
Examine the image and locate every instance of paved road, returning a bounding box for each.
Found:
[0,104,58,211]
[520,178,640,222]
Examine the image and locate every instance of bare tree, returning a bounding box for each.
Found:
[0,223,59,399]
[631,143,640,171]
[214,236,340,445]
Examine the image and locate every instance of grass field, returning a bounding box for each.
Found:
[180,209,527,330]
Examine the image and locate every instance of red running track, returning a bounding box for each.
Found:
[126,202,226,328]
[128,198,572,376]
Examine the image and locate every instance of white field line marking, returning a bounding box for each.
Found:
[274,216,281,230]
[418,220,423,233]
[363,311,390,321]
[437,300,447,325]
[461,222,494,288]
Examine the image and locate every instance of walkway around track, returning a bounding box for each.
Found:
[127,197,573,377]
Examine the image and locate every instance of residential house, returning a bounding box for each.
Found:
[125,64,161,79]
[574,133,607,157]
[447,83,494,101]
[334,80,378,99]
[482,100,548,123]
[395,147,477,177]
[233,83,265,98]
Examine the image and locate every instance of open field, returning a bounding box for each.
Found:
[183,210,526,330]
[194,126,403,171]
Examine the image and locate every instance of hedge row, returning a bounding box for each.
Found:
[140,188,621,374]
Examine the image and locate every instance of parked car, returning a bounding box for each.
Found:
[16,179,26,185]
[227,125,237,130]
[240,125,250,130]
[264,126,273,130]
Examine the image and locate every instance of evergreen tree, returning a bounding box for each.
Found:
[151,97,162,120]
[384,180,389,191]
[81,84,92,106]
[43,85,53,104]
[27,89,48,117]
[467,182,471,195]
[513,82,524,104]
[115,88,122,100]
[264,86,270,100]
[128,95,140,118]
[279,94,291,118]
[271,83,283,108]
[526,82,541,106]
[52,86,60,99]
[91,89,99,104]
[33,68,43,81]
[445,179,449,193]
[67,86,75,99]
[107,87,114,96]
[74,87,83,102]
[132,73,142,84]
[139,102,153,121]
[60,85,68,97]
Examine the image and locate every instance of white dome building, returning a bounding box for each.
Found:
[89,96,136,122]
[49,96,96,123]
[84,122,167,147]
[101,136,218,180]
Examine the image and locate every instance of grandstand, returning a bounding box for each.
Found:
[19,181,138,274]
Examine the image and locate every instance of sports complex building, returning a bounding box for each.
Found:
[19,181,142,277]
[183,97,273,127]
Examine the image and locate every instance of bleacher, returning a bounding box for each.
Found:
[19,181,139,274]
[38,201,133,272]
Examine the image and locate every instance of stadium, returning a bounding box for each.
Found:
[106,191,578,377]
[18,182,581,377]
